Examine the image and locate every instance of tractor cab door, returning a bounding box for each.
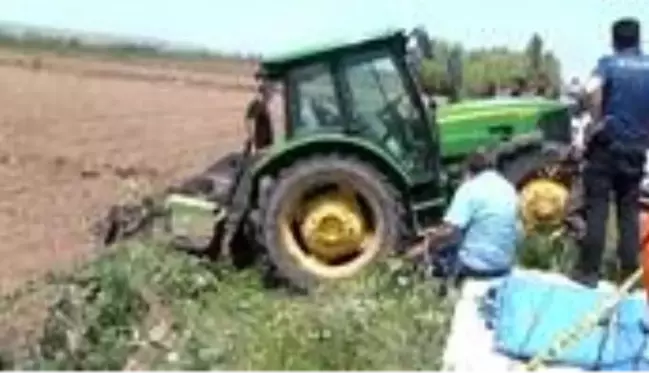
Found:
[339,48,444,230]
[339,48,439,182]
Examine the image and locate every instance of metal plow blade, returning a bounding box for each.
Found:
[95,196,167,246]
[163,194,228,254]
[94,193,228,255]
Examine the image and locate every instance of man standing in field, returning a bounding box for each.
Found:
[244,77,276,153]
[407,150,522,283]
[574,17,649,287]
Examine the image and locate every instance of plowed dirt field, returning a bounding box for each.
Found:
[0,51,257,295]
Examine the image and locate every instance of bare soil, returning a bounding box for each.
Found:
[0,50,258,295]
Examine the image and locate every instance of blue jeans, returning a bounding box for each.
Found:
[429,243,510,282]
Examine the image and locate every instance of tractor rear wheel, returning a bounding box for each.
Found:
[501,149,578,272]
[260,155,403,290]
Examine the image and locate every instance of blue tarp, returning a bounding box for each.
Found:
[482,272,649,370]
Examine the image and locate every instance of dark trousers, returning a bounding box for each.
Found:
[428,243,509,283]
[578,139,645,275]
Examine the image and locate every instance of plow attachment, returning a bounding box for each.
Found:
[163,194,228,255]
[95,139,254,259]
[96,192,228,254]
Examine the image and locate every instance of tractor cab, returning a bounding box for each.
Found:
[258,29,441,184]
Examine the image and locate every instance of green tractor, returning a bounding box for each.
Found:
[113,28,576,291]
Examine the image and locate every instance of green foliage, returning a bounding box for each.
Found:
[526,33,544,75]
[0,25,252,62]
[0,25,562,99]
[0,215,628,370]
[517,212,628,282]
[420,58,450,95]
[3,243,453,370]
[518,233,578,275]
[464,48,529,96]
[447,45,464,101]
[422,33,562,99]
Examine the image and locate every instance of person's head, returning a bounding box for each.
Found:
[612,17,641,52]
[253,72,276,102]
[257,81,276,103]
[511,77,527,96]
[463,148,495,180]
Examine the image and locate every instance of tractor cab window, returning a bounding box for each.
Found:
[290,63,343,136]
[342,51,426,172]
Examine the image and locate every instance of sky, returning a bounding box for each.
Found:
[2,0,649,81]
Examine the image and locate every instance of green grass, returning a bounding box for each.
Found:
[1,239,453,370]
[0,203,629,370]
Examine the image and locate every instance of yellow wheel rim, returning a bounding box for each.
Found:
[277,182,382,279]
[520,178,570,234]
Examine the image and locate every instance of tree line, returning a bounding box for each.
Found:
[0,26,254,61]
[420,33,562,101]
[0,25,562,100]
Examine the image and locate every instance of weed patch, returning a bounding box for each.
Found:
[3,242,453,370]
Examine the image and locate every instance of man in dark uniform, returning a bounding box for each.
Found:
[244,79,275,153]
[574,17,649,287]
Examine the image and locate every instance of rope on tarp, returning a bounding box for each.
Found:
[524,267,644,371]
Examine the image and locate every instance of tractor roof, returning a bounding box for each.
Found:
[259,28,406,79]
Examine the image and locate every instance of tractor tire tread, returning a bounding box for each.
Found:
[259,153,406,292]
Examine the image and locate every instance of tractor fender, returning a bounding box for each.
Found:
[493,131,572,176]
[219,161,256,259]
[493,131,544,157]
[495,128,572,159]
[250,135,411,206]
[220,136,411,264]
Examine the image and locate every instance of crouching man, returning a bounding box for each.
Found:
[407,150,522,284]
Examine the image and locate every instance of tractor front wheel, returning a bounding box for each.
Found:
[260,155,403,290]
[502,149,573,234]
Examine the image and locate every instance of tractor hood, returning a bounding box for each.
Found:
[435,97,570,158]
[437,97,565,123]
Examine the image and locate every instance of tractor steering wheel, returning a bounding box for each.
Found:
[349,113,405,160]
[347,113,388,143]
[378,93,408,121]
[377,93,413,148]
[347,94,410,154]
[309,96,340,128]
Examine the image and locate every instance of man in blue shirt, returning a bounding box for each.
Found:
[407,150,521,280]
[574,18,649,287]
